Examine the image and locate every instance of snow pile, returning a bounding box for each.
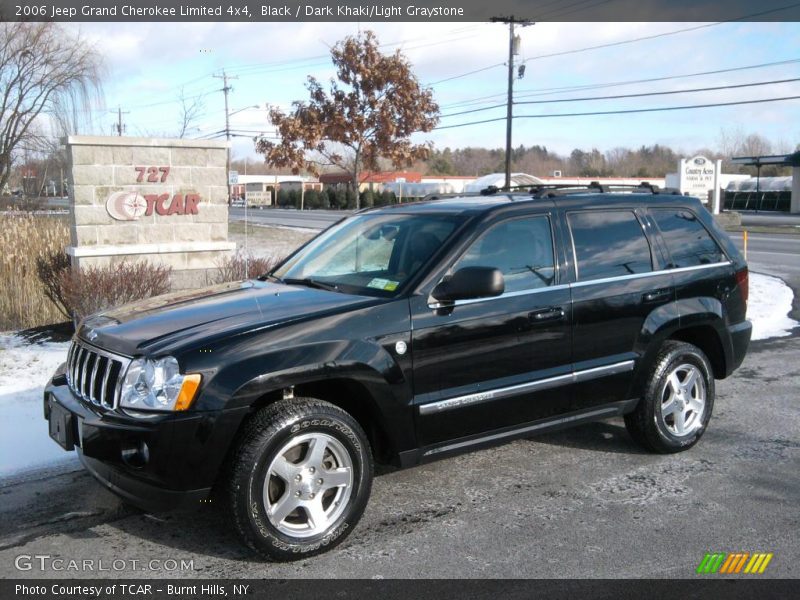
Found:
[0,335,75,477]
[749,272,798,341]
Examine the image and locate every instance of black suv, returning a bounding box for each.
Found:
[44,188,751,560]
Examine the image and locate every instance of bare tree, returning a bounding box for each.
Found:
[176,87,205,138]
[0,23,103,193]
[256,31,439,208]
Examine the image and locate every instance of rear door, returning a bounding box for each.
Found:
[564,206,676,411]
[411,209,573,446]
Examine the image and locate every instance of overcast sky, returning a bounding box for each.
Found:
[66,21,800,165]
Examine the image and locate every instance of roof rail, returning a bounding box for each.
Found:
[530,182,682,198]
[479,184,536,196]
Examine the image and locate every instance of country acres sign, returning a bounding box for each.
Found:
[105,165,201,221]
[678,156,716,196]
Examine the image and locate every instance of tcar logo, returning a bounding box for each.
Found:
[106,191,148,221]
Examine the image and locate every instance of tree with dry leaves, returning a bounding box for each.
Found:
[256,31,439,209]
[0,22,103,194]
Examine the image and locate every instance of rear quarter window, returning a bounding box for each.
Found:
[568,210,653,281]
[649,209,725,268]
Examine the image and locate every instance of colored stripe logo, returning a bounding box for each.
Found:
[696,552,773,574]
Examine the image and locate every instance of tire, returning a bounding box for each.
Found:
[625,341,715,454]
[227,397,373,560]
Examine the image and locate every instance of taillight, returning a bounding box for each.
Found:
[735,267,749,308]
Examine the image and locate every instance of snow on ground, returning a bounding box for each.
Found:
[0,271,796,479]
[749,272,798,340]
[0,335,76,478]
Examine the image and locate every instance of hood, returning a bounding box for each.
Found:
[77,280,378,357]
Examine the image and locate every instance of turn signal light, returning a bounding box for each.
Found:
[175,374,202,411]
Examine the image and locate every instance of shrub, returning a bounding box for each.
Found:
[303,189,327,209]
[36,250,72,319]
[360,189,374,208]
[345,187,358,209]
[208,252,284,285]
[276,188,294,208]
[0,214,70,330]
[374,190,396,206]
[58,261,173,322]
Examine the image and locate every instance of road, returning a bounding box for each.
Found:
[1,334,798,579]
[740,211,800,228]
[229,208,348,230]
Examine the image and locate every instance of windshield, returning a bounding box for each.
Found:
[271,213,462,296]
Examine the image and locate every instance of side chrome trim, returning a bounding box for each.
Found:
[418,359,635,416]
[570,261,731,289]
[428,261,731,308]
[423,404,625,457]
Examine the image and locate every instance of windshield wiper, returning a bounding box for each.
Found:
[281,277,341,292]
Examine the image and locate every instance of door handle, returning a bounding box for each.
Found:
[642,289,671,303]
[529,307,565,322]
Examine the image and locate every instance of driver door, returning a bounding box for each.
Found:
[410,211,573,446]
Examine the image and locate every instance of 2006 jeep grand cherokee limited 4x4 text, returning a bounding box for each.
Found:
[45,185,751,560]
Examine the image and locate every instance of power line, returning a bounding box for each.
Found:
[427,63,506,86]
[522,2,800,64]
[433,95,800,130]
[431,4,800,90]
[513,77,800,106]
[438,77,800,118]
[531,0,614,21]
[438,57,800,110]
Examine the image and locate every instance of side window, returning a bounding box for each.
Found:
[452,216,555,293]
[568,210,653,281]
[650,209,725,268]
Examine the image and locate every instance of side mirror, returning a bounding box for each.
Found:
[431,267,505,304]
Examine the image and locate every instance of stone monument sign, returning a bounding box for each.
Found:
[64,136,235,289]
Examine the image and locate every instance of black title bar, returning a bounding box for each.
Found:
[2,0,800,22]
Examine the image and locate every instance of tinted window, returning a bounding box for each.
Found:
[568,210,652,281]
[274,213,459,296]
[650,209,725,268]
[453,216,555,292]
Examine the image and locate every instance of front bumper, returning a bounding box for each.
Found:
[44,375,248,512]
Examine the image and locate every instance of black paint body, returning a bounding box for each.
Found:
[44,193,752,511]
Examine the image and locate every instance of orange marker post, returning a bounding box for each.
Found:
[743,230,748,261]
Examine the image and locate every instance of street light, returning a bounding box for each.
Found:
[225,104,261,280]
[225,104,261,202]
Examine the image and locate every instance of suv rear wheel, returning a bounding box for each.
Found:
[227,398,373,560]
[625,341,715,454]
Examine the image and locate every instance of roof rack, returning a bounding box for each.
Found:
[530,181,682,198]
[479,181,682,198]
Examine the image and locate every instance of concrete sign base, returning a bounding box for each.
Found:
[64,136,235,289]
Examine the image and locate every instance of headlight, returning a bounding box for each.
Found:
[120,356,202,412]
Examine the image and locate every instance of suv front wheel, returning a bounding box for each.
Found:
[227,398,373,560]
[625,341,715,454]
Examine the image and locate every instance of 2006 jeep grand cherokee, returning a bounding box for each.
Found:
[45,185,751,560]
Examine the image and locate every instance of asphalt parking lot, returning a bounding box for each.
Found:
[1,331,797,579]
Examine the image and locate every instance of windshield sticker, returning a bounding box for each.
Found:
[367,278,399,291]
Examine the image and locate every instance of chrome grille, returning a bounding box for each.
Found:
[65,340,129,409]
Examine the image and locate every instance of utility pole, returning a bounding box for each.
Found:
[491,16,533,191]
[115,106,129,136]
[214,69,238,203]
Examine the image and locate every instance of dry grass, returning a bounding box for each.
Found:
[0,215,70,331]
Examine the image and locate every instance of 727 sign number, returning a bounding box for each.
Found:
[135,166,170,183]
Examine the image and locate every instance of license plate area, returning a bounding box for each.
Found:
[48,399,77,451]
